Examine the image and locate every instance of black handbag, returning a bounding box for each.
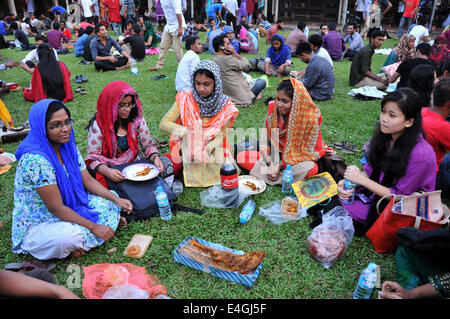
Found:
[107,159,203,222]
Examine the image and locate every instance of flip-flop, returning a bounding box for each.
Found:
[80,89,87,95]
[4,261,56,272]
[75,86,83,93]
[150,74,168,81]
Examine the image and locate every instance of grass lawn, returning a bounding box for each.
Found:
[0,29,401,299]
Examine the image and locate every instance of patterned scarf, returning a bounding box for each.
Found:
[393,34,416,62]
[430,35,449,65]
[265,79,328,165]
[191,60,231,118]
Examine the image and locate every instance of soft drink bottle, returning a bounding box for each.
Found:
[155,186,172,221]
[353,262,377,299]
[220,152,239,207]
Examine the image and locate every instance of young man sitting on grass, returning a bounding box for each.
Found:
[293,41,335,101]
[90,24,130,72]
[349,29,389,90]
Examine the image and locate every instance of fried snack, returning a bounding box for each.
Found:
[244,181,260,192]
[287,204,297,213]
[126,245,142,257]
[308,227,346,266]
[134,166,152,177]
[190,239,265,274]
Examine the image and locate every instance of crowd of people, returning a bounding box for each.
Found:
[0,0,449,300]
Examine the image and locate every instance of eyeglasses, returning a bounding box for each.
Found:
[118,102,136,110]
[47,119,74,130]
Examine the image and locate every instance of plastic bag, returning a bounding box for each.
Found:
[258,198,307,225]
[307,206,354,268]
[82,263,167,299]
[200,185,250,209]
[102,284,150,299]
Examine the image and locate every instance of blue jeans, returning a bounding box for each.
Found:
[397,16,413,38]
[436,153,450,198]
[250,78,267,100]
[110,21,122,36]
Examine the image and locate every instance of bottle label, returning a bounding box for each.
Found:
[221,174,238,189]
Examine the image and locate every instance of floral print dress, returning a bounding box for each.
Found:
[11,147,121,255]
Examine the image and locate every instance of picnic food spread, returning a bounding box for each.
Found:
[134,166,153,177]
[184,239,266,274]
[126,245,142,257]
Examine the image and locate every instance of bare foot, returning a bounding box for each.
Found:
[255,93,263,101]
[71,248,86,258]
[149,66,161,71]
[119,216,128,227]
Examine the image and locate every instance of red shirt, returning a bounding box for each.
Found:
[421,107,450,172]
[403,0,419,18]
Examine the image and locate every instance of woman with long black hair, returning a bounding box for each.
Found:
[407,64,437,108]
[314,88,437,236]
[23,43,73,103]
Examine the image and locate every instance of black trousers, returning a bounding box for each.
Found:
[94,56,129,71]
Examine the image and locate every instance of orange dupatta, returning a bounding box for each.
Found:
[265,78,328,167]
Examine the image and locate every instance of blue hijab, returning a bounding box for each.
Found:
[15,99,98,223]
[268,34,290,67]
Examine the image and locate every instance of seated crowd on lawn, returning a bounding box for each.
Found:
[0,0,449,300]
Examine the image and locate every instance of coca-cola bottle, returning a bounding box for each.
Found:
[220,151,239,208]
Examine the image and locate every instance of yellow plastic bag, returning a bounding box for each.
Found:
[292,172,337,208]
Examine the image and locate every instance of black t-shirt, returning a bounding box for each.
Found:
[396,57,435,88]
[123,34,146,61]
[15,29,29,46]
[83,35,96,61]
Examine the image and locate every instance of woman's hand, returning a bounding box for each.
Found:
[343,165,365,185]
[378,281,410,299]
[114,197,133,214]
[151,154,165,173]
[91,224,115,241]
[337,179,354,201]
[267,162,282,181]
[105,167,125,182]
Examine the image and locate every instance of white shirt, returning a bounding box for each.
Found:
[223,0,239,17]
[91,0,100,16]
[21,23,30,33]
[81,0,93,17]
[317,47,333,68]
[355,0,365,12]
[409,25,429,46]
[21,47,59,64]
[175,50,200,91]
[161,0,186,33]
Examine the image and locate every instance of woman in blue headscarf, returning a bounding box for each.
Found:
[257,33,291,77]
[12,99,133,260]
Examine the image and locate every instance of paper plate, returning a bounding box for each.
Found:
[239,175,266,195]
[122,163,159,181]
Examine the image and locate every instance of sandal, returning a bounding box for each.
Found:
[75,86,83,93]
[80,89,87,95]
[4,260,56,272]
[150,74,168,81]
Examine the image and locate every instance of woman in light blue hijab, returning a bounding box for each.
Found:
[12,99,132,260]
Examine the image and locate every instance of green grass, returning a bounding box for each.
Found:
[0,30,400,299]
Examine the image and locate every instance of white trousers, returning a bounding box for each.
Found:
[21,222,88,260]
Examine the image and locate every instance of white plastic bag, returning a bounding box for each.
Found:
[102,284,149,299]
[200,185,250,208]
[307,206,354,268]
[258,198,307,225]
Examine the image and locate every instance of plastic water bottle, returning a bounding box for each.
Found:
[281,165,293,194]
[341,179,356,205]
[240,200,256,224]
[130,58,138,75]
[353,262,377,299]
[172,179,184,195]
[155,186,172,221]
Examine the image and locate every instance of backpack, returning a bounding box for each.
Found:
[107,159,204,222]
